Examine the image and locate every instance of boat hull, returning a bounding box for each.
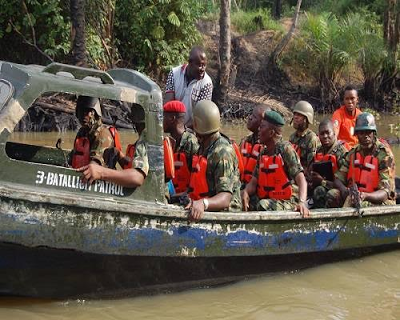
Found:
[1,241,399,299]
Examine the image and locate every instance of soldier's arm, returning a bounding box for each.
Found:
[90,128,114,167]
[361,190,388,204]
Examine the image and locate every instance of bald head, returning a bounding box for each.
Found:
[189,46,206,62]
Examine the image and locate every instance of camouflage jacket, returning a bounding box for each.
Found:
[200,132,242,211]
[254,139,304,182]
[289,128,321,168]
[132,132,149,177]
[335,139,396,200]
[74,119,114,167]
[175,130,199,171]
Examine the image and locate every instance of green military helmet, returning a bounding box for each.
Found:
[293,100,314,124]
[193,100,220,135]
[354,112,377,133]
[76,96,102,118]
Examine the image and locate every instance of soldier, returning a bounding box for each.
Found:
[163,100,199,196]
[78,106,148,188]
[71,96,121,169]
[186,100,241,221]
[310,119,348,208]
[241,111,310,217]
[327,113,396,208]
[240,103,270,185]
[289,101,321,172]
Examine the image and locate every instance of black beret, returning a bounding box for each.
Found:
[264,110,285,126]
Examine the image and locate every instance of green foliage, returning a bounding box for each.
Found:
[115,0,204,73]
[0,0,70,62]
[231,8,284,34]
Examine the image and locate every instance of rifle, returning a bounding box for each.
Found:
[348,182,363,216]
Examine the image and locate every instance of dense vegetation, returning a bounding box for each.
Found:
[0,0,398,111]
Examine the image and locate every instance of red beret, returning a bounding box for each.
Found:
[163,100,186,113]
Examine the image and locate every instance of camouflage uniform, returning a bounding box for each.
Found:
[312,141,348,208]
[326,139,396,207]
[289,128,321,168]
[74,119,115,167]
[175,130,199,171]
[201,132,242,211]
[132,132,149,177]
[252,139,304,211]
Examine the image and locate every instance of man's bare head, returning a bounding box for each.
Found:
[187,46,207,80]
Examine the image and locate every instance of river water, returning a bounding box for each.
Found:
[1,114,399,319]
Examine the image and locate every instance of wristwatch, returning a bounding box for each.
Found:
[321,179,327,187]
[203,198,209,210]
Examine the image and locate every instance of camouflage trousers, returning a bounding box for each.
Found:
[326,188,396,208]
[249,195,298,211]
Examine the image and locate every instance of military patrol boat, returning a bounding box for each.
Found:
[0,61,399,299]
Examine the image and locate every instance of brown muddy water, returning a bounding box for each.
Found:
[1,114,399,319]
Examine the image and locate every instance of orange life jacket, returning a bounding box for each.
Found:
[241,141,263,183]
[109,126,122,151]
[231,139,244,180]
[164,137,175,180]
[347,152,379,192]
[314,153,338,173]
[257,154,293,200]
[71,126,121,169]
[172,152,191,193]
[188,155,209,200]
[71,137,90,169]
[122,143,136,169]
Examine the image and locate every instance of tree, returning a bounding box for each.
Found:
[273,0,282,19]
[379,0,399,97]
[70,0,87,66]
[214,0,232,106]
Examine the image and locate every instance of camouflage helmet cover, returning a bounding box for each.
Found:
[293,100,314,124]
[193,100,220,135]
[354,112,377,133]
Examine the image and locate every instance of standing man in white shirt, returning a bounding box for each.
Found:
[164,46,213,127]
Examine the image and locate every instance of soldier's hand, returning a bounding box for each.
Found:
[77,163,104,185]
[188,199,205,222]
[311,171,323,187]
[296,202,310,218]
[241,189,250,211]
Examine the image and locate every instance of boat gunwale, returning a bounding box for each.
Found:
[1,181,399,222]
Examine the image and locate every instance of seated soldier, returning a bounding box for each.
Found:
[309,119,348,208]
[327,113,396,208]
[241,111,309,217]
[163,100,199,197]
[186,100,241,221]
[289,101,321,173]
[240,103,270,185]
[77,106,148,188]
[71,96,121,169]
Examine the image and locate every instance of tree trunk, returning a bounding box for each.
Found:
[273,0,282,20]
[269,0,302,66]
[70,0,87,67]
[214,0,231,106]
[379,0,399,99]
